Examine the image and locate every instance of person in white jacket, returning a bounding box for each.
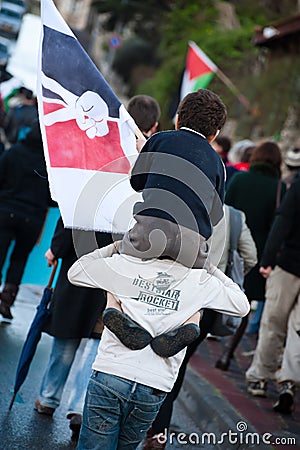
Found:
[68,243,249,450]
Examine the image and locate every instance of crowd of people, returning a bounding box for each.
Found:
[212,135,300,418]
[0,86,299,449]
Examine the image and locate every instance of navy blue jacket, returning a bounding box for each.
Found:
[261,177,300,277]
[130,128,225,239]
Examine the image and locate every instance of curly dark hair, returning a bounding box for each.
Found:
[177,89,227,138]
[250,141,282,175]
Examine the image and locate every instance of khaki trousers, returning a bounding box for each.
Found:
[246,265,300,384]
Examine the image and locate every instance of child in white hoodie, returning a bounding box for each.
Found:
[68,243,249,450]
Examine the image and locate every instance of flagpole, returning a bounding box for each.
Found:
[215,68,259,117]
[134,127,145,140]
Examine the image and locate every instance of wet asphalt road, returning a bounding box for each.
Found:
[0,285,76,450]
[0,285,210,450]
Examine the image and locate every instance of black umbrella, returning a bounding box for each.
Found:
[9,261,58,410]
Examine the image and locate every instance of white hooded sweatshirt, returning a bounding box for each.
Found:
[68,244,249,392]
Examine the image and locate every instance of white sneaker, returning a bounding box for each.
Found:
[247,380,267,397]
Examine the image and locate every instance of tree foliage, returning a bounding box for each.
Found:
[91,0,173,42]
[92,0,300,136]
[136,1,260,130]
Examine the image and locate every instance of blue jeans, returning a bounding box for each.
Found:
[39,338,99,413]
[67,338,100,416]
[77,371,166,450]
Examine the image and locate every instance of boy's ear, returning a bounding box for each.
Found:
[150,121,159,136]
[207,129,220,143]
[142,122,159,138]
[175,114,179,130]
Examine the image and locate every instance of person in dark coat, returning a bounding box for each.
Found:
[215,141,286,370]
[0,120,53,320]
[246,177,300,413]
[35,217,113,437]
[43,218,112,339]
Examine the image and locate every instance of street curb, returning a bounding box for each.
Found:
[177,365,274,450]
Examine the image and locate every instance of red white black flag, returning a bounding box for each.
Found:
[37,0,141,232]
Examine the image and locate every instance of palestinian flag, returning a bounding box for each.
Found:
[180,41,217,100]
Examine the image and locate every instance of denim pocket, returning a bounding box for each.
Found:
[86,379,119,433]
[130,404,161,423]
[126,399,165,440]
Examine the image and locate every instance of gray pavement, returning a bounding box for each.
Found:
[0,285,75,450]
